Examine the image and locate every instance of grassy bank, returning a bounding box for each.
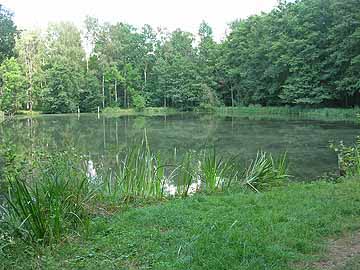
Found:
[11,106,360,122]
[103,106,360,122]
[1,178,360,269]
[216,106,360,121]
[102,107,178,116]
[15,110,42,116]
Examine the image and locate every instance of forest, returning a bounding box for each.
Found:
[0,0,359,115]
[2,1,360,269]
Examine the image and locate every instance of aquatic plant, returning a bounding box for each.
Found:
[0,136,291,247]
[108,134,166,201]
[175,151,199,197]
[4,151,94,245]
[330,137,360,177]
[199,148,239,192]
[244,151,289,192]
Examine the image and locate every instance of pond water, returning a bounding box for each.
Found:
[0,113,359,180]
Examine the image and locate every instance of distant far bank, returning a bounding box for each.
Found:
[8,106,360,123]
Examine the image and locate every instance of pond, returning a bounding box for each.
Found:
[0,113,359,180]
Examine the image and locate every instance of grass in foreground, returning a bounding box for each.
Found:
[1,178,360,270]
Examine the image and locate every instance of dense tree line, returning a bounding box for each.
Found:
[0,0,359,114]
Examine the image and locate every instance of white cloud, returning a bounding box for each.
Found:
[2,0,278,40]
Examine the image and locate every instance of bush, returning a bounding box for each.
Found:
[132,94,146,112]
[197,103,216,112]
[330,137,360,177]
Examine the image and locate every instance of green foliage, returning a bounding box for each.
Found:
[16,30,45,111]
[79,71,102,112]
[0,5,18,64]
[175,151,198,197]
[0,142,23,180]
[3,0,360,112]
[3,150,94,245]
[152,29,202,109]
[132,94,146,111]
[107,135,166,201]
[42,61,82,113]
[0,57,26,114]
[197,102,216,112]
[244,151,289,192]
[41,22,86,113]
[330,137,360,177]
[200,148,239,192]
[2,179,360,269]
[222,0,360,107]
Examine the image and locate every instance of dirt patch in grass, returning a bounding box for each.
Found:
[310,231,360,270]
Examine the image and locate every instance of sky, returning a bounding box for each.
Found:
[2,0,278,40]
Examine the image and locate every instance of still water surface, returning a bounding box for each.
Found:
[1,113,359,180]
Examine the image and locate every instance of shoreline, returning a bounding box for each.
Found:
[7,106,360,123]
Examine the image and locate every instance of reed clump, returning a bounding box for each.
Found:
[1,139,290,246]
[2,151,94,245]
[244,152,289,192]
[102,136,166,202]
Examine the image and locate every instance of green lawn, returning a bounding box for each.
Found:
[1,179,360,270]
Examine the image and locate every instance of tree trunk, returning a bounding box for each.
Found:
[231,88,234,107]
[115,79,118,103]
[102,74,105,108]
[26,46,34,113]
[144,63,147,89]
[103,117,106,149]
[124,87,127,108]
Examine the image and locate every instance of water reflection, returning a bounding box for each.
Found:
[87,160,97,183]
[0,113,359,180]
